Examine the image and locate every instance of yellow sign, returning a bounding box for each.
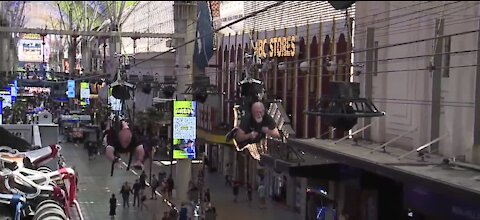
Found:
[254,36,296,59]
[22,33,41,40]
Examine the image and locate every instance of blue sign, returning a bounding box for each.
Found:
[67,80,75,98]
[11,82,17,104]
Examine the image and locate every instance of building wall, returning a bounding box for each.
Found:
[121,1,175,54]
[354,1,480,162]
[244,1,355,31]
[218,19,351,138]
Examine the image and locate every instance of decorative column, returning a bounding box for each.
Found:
[172,1,197,203]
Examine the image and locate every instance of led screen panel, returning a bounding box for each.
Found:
[173,101,197,159]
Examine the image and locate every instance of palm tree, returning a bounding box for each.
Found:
[135,107,168,136]
[53,1,139,75]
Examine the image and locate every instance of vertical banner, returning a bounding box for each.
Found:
[80,82,90,106]
[0,101,2,125]
[67,80,76,98]
[80,82,90,99]
[11,80,17,104]
[173,101,197,159]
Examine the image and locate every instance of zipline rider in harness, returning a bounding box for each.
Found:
[105,120,145,171]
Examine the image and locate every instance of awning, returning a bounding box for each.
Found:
[289,163,359,180]
[288,138,480,204]
[196,129,233,145]
[260,152,343,177]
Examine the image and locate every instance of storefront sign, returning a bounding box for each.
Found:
[254,36,296,59]
[24,87,51,94]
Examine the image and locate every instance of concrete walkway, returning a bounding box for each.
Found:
[61,140,301,220]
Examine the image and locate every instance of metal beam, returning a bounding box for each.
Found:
[332,122,373,145]
[0,26,183,39]
[430,19,444,152]
[398,133,449,160]
[370,127,417,153]
[364,27,375,139]
[473,18,480,163]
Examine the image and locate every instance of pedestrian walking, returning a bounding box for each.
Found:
[140,192,148,211]
[225,163,232,187]
[109,194,117,219]
[247,183,253,204]
[258,183,266,209]
[161,211,169,220]
[179,202,188,220]
[167,174,174,199]
[120,181,132,208]
[233,181,240,203]
[204,188,211,203]
[203,155,209,170]
[158,171,166,183]
[132,179,141,207]
[139,171,147,190]
[150,174,159,199]
[205,206,217,220]
[169,207,178,220]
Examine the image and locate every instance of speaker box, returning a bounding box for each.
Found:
[328,1,356,10]
[328,82,360,99]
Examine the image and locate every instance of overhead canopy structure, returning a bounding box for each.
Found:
[0,26,181,39]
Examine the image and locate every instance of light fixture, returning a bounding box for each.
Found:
[299,61,309,72]
[326,60,337,72]
[278,62,286,71]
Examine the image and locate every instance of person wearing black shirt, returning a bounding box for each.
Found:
[132,179,142,207]
[139,171,147,190]
[167,175,174,199]
[105,121,145,170]
[109,194,117,219]
[161,212,169,220]
[228,102,281,147]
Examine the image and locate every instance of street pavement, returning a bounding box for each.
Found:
[60,141,301,220]
[60,142,172,220]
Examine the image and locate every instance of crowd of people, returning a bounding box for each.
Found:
[109,170,177,219]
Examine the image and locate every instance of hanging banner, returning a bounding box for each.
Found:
[67,80,76,98]
[80,82,90,99]
[0,101,2,125]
